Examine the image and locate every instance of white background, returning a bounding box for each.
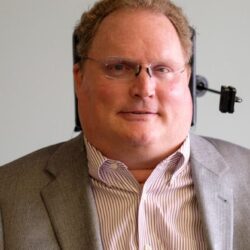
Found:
[1,0,249,165]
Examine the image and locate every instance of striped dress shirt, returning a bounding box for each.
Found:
[84,136,207,250]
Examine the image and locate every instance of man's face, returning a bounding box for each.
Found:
[74,9,192,158]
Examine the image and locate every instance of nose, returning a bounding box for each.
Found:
[135,65,152,78]
[130,68,156,99]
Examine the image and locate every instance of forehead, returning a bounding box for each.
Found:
[88,8,185,63]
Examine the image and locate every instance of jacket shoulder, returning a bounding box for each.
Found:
[0,141,64,200]
[0,135,84,195]
[0,142,62,176]
[190,133,250,171]
[203,136,250,162]
[191,133,250,155]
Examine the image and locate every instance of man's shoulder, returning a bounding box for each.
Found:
[203,135,249,155]
[190,133,250,163]
[0,135,84,191]
[0,143,63,198]
[190,133,250,195]
[0,142,62,177]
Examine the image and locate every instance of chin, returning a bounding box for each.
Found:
[123,130,160,148]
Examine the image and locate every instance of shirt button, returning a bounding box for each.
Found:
[144,244,152,250]
[110,163,118,170]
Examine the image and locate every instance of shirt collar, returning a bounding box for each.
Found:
[84,134,190,184]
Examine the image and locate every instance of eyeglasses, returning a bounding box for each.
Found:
[81,56,187,82]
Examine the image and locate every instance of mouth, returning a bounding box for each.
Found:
[118,110,159,121]
[120,109,158,114]
[127,111,155,114]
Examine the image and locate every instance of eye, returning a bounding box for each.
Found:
[153,65,172,74]
[104,62,132,77]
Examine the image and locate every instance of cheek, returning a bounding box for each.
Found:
[167,72,191,102]
[79,77,127,116]
[95,78,130,106]
[159,82,189,103]
[166,69,191,95]
[157,79,192,117]
[97,84,115,104]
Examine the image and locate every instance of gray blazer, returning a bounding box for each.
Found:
[0,134,250,250]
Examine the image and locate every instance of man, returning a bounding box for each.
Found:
[0,0,250,249]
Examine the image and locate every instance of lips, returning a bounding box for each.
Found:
[120,110,158,115]
[118,110,158,121]
[126,111,156,114]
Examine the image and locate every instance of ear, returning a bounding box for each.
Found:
[73,63,83,98]
[186,64,192,84]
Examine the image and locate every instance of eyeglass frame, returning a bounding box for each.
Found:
[80,56,188,82]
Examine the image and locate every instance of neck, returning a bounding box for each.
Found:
[95,140,182,170]
[130,168,153,185]
[83,131,187,170]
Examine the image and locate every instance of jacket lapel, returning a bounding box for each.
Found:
[41,135,103,250]
[190,134,233,250]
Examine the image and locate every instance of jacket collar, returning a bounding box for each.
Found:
[190,133,233,250]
